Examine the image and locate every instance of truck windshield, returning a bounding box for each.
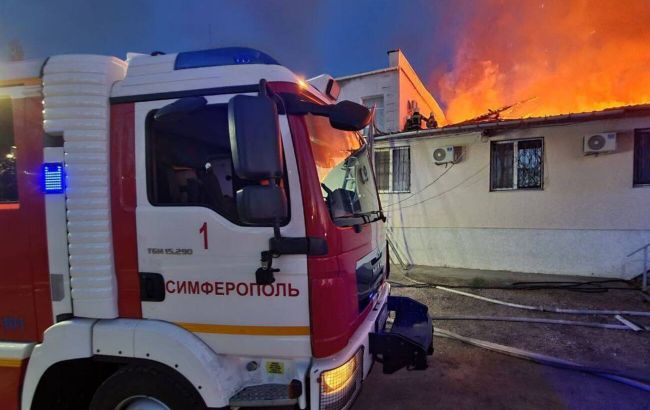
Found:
[304,114,381,226]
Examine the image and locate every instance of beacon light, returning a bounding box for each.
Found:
[43,162,65,194]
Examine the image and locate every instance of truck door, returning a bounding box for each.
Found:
[132,94,310,357]
[0,94,51,342]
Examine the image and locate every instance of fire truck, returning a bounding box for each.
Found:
[0,47,432,410]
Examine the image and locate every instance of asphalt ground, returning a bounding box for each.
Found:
[352,267,650,410]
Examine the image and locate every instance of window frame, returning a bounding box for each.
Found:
[362,95,385,131]
[375,146,411,194]
[490,137,544,192]
[0,96,18,205]
[144,106,290,227]
[633,128,650,187]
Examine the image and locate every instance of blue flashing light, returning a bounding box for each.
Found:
[174,47,279,70]
[43,163,65,194]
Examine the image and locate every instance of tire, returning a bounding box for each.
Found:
[89,363,206,410]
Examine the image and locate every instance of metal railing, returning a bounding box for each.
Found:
[627,242,650,292]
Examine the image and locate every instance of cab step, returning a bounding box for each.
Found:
[229,383,298,407]
[369,296,434,374]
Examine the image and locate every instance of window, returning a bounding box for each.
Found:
[305,114,381,226]
[374,146,410,193]
[491,138,543,190]
[362,96,384,132]
[634,129,650,186]
[375,150,390,191]
[147,102,284,225]
[0,97,17,203]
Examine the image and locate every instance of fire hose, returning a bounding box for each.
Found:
[434,327,650,393]
[430,315,648,331]
[389,279,650,391]
[434,285,650,317]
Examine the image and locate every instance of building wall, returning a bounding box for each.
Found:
[377,116,650,278]
[391,51,447,129]
[337,50,446,133]
[337,69,399,132]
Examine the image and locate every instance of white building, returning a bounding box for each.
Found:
[374,106,650,278]
[336,49,446,133]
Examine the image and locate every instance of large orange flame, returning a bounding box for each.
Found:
[434,0,650,124]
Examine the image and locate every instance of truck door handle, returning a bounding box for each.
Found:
[140,272,166,302]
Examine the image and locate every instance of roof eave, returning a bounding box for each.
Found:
[374,104,650,142]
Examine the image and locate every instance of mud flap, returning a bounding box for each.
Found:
[369,296,434,374]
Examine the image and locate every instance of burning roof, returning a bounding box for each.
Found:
[432,0,650,124]
[375,103,650,141]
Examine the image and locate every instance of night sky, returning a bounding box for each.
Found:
[0,0,462,97]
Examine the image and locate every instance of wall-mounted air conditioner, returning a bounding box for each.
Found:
[583,133,617,155]
[433,146,462,165]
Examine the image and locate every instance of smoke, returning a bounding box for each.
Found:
[433,0,650,123]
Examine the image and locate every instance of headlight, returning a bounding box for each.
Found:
[322,356,356,394]
[319,349,363,410]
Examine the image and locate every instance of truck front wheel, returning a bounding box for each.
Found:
[89,363,206,410]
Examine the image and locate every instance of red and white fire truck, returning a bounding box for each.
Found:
[0,47,432,410]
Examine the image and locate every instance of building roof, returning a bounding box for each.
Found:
[335,66,398,82]
[375,103,650,141]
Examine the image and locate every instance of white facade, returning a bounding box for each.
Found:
[336,50,446,133]
[376,109,650,278]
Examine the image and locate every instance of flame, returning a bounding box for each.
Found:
[433,0,650,124]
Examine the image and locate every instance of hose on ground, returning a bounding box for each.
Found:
[430,315,648,331]
[389,278,640,293]
[434,327,650,393]
[390,280,650,317]
[434,286,650,317]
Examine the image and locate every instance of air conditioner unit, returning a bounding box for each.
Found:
[433,146,461,165]
[584,133,617,154]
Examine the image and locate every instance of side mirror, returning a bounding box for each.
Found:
[280,94,372,132]
[228,94,283,180]
[328,188,360,218]
[237,185,288,226]
[329,100,371,131]
[154,96,207,122]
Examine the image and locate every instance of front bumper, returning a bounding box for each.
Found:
[369,296,434,374]
[309,285,433,409]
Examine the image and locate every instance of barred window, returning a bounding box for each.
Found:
[374,150,390,191]
[491,138,543,190]
[374,146,410,193]
[634,129,650,186]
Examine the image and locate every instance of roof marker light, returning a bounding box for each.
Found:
[43,162,65,194]
[174,47,279,70]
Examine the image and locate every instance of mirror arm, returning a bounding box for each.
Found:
[256,250,279,286]
[258,78,269,97]
[254,180,329,286]
[254,179,283,286]
[280,93,332,117]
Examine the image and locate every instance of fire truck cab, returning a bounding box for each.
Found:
[0,47,432,410]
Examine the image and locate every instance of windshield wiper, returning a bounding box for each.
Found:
[333,214,370,223]
[348,210,386,224]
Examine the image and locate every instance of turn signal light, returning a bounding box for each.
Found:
[322,354,357,394]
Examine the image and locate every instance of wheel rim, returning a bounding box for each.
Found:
[116,396,171,410]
